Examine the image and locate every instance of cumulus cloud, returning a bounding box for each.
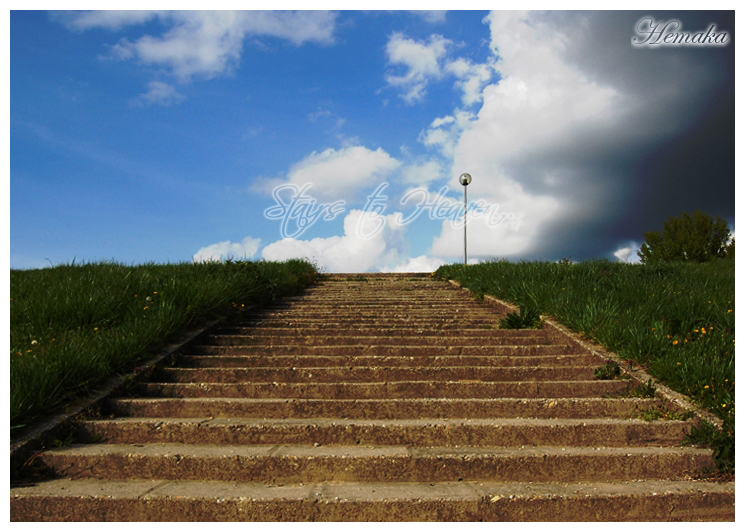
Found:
[433,11,733,261]
[613,243,641,263]
[261,209,409,273]
[385,32,451,103]
[444,57,497,106]
[283,145,401,202]
[400,159,445,186]
[379,255,446,273]
[423,11,619,259]
[430,190,558,259]
[384,30,497,106]
[193,236,261,262]
[58,11,338,82]
[130,81,185,107]
[419,110,477,158]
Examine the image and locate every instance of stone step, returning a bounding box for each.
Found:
[303,289,452,295]
[274,298,483,305]
[78,417,693,447]
[107,394,667,420]
[154,366,598,383]
[11,478,735,522]
[203,335,554,347]
[266,303,497,312]
[175,353,602,368]
[36,443,715,484]
[188,344,577,356]
[223,319,523,329]
[212,327,539,337]
[123,379,635,401]
[240,311,508,321]
[287,296,470,302]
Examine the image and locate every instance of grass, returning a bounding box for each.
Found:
[594,361,621,380]
[10,258,318,432]
[435,259,735,472]
[499,305,542,329]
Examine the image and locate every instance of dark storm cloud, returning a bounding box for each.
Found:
[521,10,734,260]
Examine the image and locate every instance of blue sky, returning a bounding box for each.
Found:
[9,9,736,272]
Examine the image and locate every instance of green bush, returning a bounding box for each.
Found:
[638,211,732,263]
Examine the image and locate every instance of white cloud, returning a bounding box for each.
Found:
[421,11,626,260]
[61,11,337,82]
[262,209,408,273]
[419,110,477,158]
[613,243,641,263]
[400,160,444,186]
[409,11,447,24]
[53,10,162,31]
[445,57,496,106]
[193,236,261,262]
[384,30,496,107]
[385,32,451,103]
[379,255,446,273]
[130,81,185,107]
[430,190,559,259]
[285,145,401,202]
[465,11,620,163]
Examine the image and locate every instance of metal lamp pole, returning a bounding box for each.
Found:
[459,173,472,266]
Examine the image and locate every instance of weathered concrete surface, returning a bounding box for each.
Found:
[10,273,734,521]
[11,478,734,522]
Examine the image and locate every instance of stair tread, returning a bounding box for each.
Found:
[13,477,734,500]
[45,443,710,458]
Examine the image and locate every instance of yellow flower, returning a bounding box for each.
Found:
[722,404,727,408]
[672,340,679,345]
[704,385,710,389]
[728,309,732,313]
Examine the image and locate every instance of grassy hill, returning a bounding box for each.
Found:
[10,259,318,431]
[436,259,735,472]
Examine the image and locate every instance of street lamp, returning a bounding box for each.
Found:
[459,173,472,266]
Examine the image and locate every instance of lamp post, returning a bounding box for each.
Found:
[459,173,472,266]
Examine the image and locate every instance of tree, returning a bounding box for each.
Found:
[637,211,732,263]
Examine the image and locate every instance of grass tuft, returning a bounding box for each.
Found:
[499,306,541,329]
[594,361,621,380]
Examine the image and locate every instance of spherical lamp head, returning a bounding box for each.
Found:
[459,173,472,186]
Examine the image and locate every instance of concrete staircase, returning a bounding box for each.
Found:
[10,273,734,521]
